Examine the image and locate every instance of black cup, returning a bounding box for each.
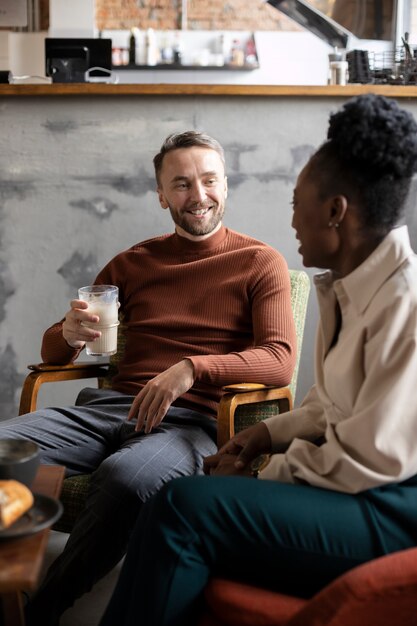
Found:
[0,439,40,487]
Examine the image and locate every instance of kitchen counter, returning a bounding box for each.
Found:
[2,83,417,97]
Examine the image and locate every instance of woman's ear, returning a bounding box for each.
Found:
[329,195,348,226]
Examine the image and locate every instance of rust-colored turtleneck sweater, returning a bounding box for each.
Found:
[42,226,296,417]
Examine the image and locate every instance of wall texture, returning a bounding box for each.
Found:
[0,94,416,420]
[94,0,397,37]
[95,0,297,32]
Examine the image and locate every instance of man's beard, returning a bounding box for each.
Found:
[169,204,225,236]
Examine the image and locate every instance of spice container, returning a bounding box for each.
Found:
[328,49,348,85]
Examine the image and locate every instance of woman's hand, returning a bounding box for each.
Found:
[204,421,272,474]
[208,453,253,477]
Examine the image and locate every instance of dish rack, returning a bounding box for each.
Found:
[347,47,417,85]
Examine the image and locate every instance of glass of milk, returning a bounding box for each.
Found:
[78,285,119,356]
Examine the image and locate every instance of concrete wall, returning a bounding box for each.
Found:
[1,94,416,419]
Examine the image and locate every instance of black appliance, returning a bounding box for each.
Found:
[45,38,112,83]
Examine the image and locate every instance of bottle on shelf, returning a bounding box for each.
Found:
[145,28,158,66]
[244,35,258,66]
[213,33,226,66]
[129,28,137,65]
[173,31,183,65]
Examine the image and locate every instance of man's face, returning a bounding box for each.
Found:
[157,146,228,241]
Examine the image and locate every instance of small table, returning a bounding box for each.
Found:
[0,465,65,626]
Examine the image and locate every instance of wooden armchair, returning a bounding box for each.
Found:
[18,269,310,533]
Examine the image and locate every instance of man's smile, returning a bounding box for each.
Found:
[189,208,210,215]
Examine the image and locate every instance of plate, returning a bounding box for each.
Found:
[0,494,63,540]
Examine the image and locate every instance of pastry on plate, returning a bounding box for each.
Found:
[0,479,34,529]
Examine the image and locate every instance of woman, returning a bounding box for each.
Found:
[99,94,417,626]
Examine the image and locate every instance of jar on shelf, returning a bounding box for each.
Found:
[229,39,244,66]
[328,48,348,85]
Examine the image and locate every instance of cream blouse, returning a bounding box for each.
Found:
[260,226,417,493]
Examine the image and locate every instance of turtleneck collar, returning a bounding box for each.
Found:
[171,225,228,254]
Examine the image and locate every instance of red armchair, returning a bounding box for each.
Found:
[200,546,417,626]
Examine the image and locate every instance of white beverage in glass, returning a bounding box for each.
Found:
[78,285,119,356]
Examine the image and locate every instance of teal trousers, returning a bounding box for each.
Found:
[99,474,417,626]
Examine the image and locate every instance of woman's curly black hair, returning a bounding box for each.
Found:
[308,94,417,232]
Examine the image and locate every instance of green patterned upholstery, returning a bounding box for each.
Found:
[53,270,310,533]
[233,269,310,435]
[233,399,289,436]
[54,474,92,533]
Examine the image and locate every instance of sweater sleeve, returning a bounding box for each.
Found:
[187,248,297,388]
[41,321,82,364]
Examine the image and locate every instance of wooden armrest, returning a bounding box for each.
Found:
[19,362,110,416]
[27,361,109,372]
[217,385,293,448]
[222,383,276,393]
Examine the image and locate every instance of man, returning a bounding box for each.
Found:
[0,131,296,625]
